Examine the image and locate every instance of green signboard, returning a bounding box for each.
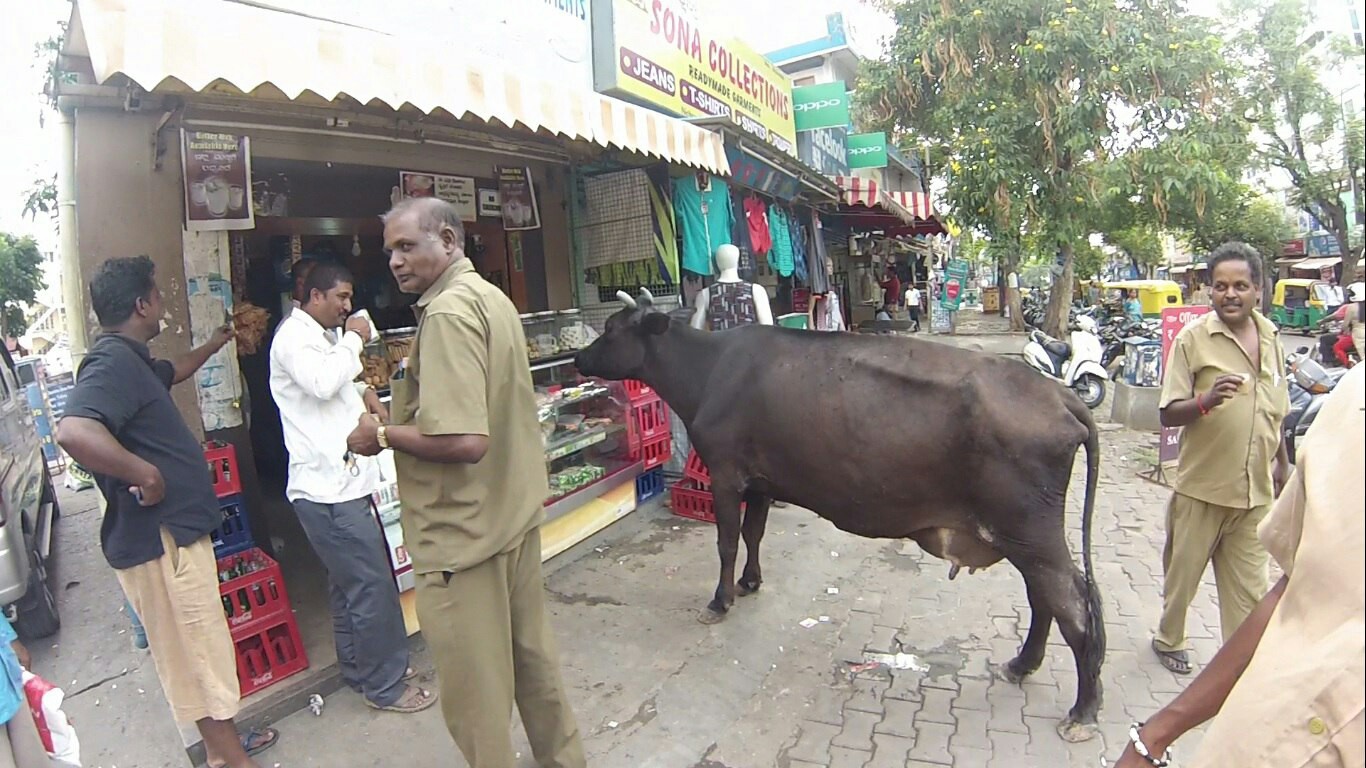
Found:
[846,132,888,169]
[941,259,971,310]
[792,82,850,131]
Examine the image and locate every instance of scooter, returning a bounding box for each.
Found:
[1283,348,1348,465]
[1022,315,1109,409]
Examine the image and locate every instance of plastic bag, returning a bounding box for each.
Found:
[23,670,81,766]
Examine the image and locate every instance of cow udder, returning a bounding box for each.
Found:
[910,527,1005,570]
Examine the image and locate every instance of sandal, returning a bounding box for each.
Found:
[1151,640,1193,675]
[366,684,437,714]
[209,727,279,766]
[402,666,419,682]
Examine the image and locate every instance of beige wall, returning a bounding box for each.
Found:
[73,109,204,439]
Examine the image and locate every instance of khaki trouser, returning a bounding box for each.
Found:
[415,528,585,768]
[1155,493,1269,651]
[116,528,241,723]
[0,708,52,768]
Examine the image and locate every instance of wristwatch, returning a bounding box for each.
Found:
[376,425,390,450]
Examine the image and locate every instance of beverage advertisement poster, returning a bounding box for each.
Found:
[1158,305,1211,462]
[399,172,478,222]
[497,167,542,231]
[181,130,255,231]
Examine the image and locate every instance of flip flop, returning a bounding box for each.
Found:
[1151,640,1193,675]
[366,685,437,714]
[402,666,419,682]
[209,727,279,767]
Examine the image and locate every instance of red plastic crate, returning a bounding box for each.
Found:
[217,548,292,632]
[622,379,654,401]
[628,432,671,471]
[683,449,710,486]
[233,615,309,697]
[627,394,669,445]
[204,441,242,499]
[668,480,747,524]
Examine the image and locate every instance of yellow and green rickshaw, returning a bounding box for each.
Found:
[1271,278,1341,332]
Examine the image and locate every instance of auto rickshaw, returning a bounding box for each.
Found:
[1102,280,1183,318]
[1271,278,1342,332]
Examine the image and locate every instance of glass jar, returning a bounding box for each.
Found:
[523,312,560,360]
[557,308,589,351]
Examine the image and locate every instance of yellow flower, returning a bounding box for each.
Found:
[1074,196,1085,203]
[1111,65,1120,72]
[983,138,992,145]
[1065,6,1078,12]
[973,8,983,15]
[1034,43,1045,50]
[1169,43,1179,50]
[989,104,997,111]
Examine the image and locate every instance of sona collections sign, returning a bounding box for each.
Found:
[592,0,797,155]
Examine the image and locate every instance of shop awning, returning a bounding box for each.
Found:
[830,176,918,225]
[1291,257,1342,270]
[63,0,730,176]
[1170,265,1192,274]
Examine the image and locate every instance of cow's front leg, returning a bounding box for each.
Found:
[737,491,771,596]
[700,484,744,625]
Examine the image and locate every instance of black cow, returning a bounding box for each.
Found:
[575,290,1105,742]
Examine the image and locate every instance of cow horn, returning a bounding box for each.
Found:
[615,290,638,309]
[639,287,655,306]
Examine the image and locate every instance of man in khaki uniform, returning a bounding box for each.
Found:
[1115,364,1363,768]
[1154,242,1290,675]
[348,197,585,768]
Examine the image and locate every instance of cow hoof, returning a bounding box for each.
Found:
[737,579,762,596]
[991,661,1031,685]
[697,607,728,625]
[1056,718,1100,743]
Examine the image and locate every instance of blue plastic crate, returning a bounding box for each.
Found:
[212,494,255,558]
[635,468,666,504]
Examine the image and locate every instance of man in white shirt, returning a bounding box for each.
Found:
[905,284,923,332]
[268,262,435,714]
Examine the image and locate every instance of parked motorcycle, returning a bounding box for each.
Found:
[1022,315,1109,408]
[1282,348,1348,465]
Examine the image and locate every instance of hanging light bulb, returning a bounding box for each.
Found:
[351,235,362,258]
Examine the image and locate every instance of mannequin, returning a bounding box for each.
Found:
[690,244,775,331]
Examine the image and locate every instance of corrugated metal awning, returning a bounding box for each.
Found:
[830,176,917,225]
[1291,257,1342,270]
[63,0,730,176]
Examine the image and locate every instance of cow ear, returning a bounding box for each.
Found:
[642,312,670,336]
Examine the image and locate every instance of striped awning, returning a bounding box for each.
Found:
[63,0,730,176]
[829,176,934,225]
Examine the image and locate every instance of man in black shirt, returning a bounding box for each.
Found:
[57,256,277,768]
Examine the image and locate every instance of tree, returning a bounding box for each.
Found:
[1183,187,1291,262]
[859,0,1248,336]
[0,234,46,340]
[1227,0,1365,279]
[22,175,57,222]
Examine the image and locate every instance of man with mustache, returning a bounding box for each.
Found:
[1152,242,1290,676]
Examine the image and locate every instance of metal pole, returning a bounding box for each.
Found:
[56,109,87,370]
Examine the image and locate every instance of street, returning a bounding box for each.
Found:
[34,417,1224,768]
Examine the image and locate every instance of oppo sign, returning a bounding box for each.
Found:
[792,83,850,131]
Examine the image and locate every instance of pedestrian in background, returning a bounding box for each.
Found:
[1152,242,1290,675]
[1115,364,1363,768]
[56,256,277,768]
[270,261,435,714]
[0,614,50,767]
[905,283,923,332]
[348,198,585,768]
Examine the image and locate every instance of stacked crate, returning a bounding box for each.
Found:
[624,380,670,503]
[667,449,745,524]
[203,442,309,696]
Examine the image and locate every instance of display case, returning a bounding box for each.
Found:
[532,356,641,522]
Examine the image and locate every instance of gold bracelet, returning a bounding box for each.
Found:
[377,425,389,450]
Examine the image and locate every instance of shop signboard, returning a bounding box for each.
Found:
[1308,233,1342,257]
[498,167,542,231]
[180,130,254,231]
[1158,305,1211,463]
[792,82,850,131]
[940,259,970,310]
[591,0,798,156]
[846,132,888,169]
[796,126,849,176]
[1282,238,1307,257]
[399,171,478,222]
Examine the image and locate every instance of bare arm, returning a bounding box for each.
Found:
[56,417,160,490]
[1160,375,1243,428]
[171,325,234,384]
[1119,576,1286,764]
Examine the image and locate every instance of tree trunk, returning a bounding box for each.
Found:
[1045,243,1075,338]
[1003,248,1026,331]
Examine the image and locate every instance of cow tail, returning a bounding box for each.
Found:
[1069,395,1106,669]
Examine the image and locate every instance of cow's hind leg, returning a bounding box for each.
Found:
[737,492,771,596]
[700,484,744,625]
[1012,557,1105,742]
[996,578,1053,684]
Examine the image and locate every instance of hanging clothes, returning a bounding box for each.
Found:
[743,196,772,256]
[812,292,847,332]
[730,188,758,282]
[806,210,831,295]
[706,281,760,331]
[673,175,734,276]
[767,206,796,278]
[790,214,808,284]
[584,259,666,290]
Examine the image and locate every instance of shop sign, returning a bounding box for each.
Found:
[498,167,542,231]
[846,132,888,169]
[1282,238,1306,257]
[792,82,850,131]
[181,130,254,231]
[940,259,970,310]
[399,171,478,222]
[723,145,800,201]
[478,188,502,218]
[591,0,798,156]
[1308,233,1341,257]
[1159,305,1211,462]
[797,126,849,176]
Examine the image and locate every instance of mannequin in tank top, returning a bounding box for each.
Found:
[690,244,775,331]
